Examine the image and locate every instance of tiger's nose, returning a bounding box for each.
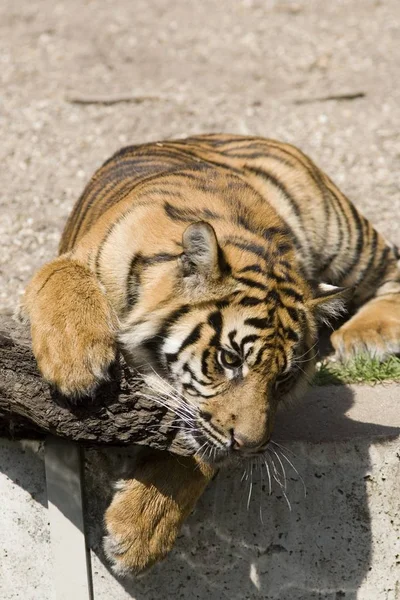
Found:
[231,430,265,452]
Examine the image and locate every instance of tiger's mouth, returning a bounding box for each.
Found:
[190,428,270,466]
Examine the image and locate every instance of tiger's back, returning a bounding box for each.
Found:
[60,133,398,310]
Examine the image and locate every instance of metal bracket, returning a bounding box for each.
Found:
[44,437,93,600]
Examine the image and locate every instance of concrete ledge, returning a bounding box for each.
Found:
[1,383,399,600]
[275,383,400,443]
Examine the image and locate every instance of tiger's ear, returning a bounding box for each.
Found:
[308,283,351,324]
[179,222,228,282]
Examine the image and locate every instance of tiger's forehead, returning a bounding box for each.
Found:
[164,291,304,355]
[219,298,303,352]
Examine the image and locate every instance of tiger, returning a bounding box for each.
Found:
[19,133,400,576]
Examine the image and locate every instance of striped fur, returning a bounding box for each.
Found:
[20,133,400,574]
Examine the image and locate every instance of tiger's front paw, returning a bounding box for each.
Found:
[21,257,118,397]
[331,294,400,360]
[103,452,215,576]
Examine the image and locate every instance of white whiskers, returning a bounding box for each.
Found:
[243,442,307,520]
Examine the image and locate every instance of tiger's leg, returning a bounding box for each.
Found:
[104,451,215,576]
[21,257,213,574]
[331,243,400,359]
[18,255,118,396]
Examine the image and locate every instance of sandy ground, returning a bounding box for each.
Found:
[1,0,399,313]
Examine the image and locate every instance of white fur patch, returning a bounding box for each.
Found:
[119,320,157,349]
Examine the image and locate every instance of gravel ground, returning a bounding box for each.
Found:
[1,0,399,313]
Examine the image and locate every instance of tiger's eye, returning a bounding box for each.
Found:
[219,349,242,369]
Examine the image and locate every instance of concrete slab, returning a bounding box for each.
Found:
[83,384,400,600]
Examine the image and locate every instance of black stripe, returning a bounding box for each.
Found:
[125,253,142,309]
[235,213,259,235]
[142,305,190,361]
[253,346,265,366]
[145,187,184,198]
[224,238,269,261]
[164,202,221,222]
[208,311,223,348]
[245,317,271,329]
[142,252,180,266]
[317,192,344,275]
[280,287,304,302]
[275,242,293,255]
[235,276,267,291]
[225,150,293,165]
[239,296,265,307]
[337,203,365,282]
[215,299,230,310]
[182,383,201,396]
[281,327,299,343]
[364,246,391,293]
[165,323,203,364]
[182,363,210,386]
[160,143,244,175]
[198,420,227,444]
[286,306,300,322]
[199,135,260,147]
[228,330,241,354]
[263,226,289,238]
[272,272,296,285]
[279,260,292,270]
[201,348,211,377]
[246,166,303,220]
[179,323,203,353]
[217,245,232,276]
[239,264,267,276]
[352,227,378,287]
[266,289,282,304]
[240,334,260,351]
[208,311,223,332]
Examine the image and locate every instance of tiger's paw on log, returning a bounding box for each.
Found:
[19,257,118,397]
[103,452,215,577]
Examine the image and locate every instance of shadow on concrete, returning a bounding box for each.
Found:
[82,383,400,600]
[0,438,48,508]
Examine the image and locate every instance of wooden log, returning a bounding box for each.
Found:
[0,314,191,455]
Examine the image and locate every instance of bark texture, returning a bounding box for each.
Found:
[0,315,191,455]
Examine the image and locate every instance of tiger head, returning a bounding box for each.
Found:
[120,222,347,465]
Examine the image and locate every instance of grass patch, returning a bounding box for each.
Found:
[313,355,400,386]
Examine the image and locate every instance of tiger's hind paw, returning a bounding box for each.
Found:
[331,294,400,360]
